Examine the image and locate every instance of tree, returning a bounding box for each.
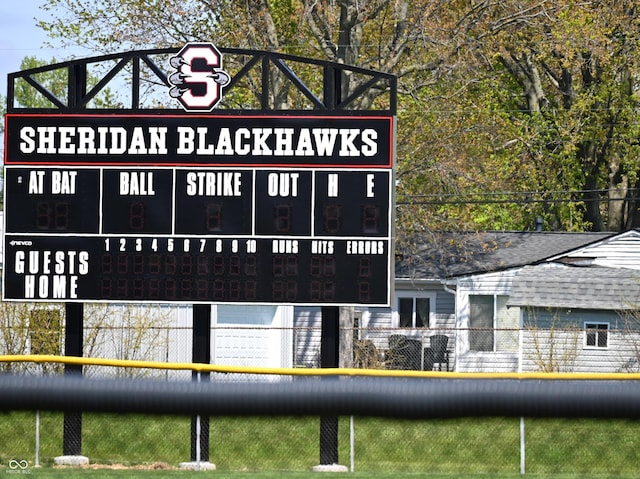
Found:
[37,1,527,230]
[11,56,68,109]
[9,56,121,109]
[524,312,580,373]
[37,0,640,232]
[466,1,640,231]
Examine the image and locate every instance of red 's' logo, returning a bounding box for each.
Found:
[168,43,230,112]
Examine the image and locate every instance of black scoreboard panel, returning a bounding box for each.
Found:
[314,171,390,237]
[3,235,388,303]
[3,114,394,305]
[5,168,101,233]
[3,166,393,305]
[174,170,254,235]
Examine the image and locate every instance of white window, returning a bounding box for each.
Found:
[396,293,435,328]
[469,295,494,351]
[469,295,519,352]
[584,322,609,349]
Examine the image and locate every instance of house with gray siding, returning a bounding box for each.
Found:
[508,263,640,373]
[409,229,640,372]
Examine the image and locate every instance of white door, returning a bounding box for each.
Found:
[212,305,293,369]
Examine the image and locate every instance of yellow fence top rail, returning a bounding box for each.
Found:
[2,355,640,380]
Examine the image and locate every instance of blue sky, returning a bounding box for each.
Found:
[0,1,89,96]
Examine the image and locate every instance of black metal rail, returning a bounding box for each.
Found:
[6,47,396,114]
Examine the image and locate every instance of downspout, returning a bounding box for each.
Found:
[442,282,456,296]
[518,308,523,373]
[442,281,457,372]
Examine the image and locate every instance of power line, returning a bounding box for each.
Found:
[396,188,640,206]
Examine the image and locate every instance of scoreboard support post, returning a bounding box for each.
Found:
[319,306,340,466]
[191,304,212,464]
[62,303,84,458]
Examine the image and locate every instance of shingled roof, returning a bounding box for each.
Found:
[395,231,614,280]
[507,264,640,310]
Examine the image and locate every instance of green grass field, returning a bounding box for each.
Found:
[1,412,639,477]
[5,472,640,479]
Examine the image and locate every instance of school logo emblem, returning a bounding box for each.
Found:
[168,43,230,112]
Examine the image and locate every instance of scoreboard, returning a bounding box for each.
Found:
[3,114,394,305]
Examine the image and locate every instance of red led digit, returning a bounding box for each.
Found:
[324,257,335,276]
[310,281,322,301]
[285,281,297,301]
[213,279,225,300]
[359,257,372,277]
[324,282,335,300]
[101,279,112,298]
[272,257,284,276]
[213,256,225,275]
[35,202,50,230]
[117,278,127,297]
[196,280,208,299]
[149,279,160,298]
[165,255,176,274]
[132,278,144,298]
[245,256,257,276]
[197,256,209,275]
[129,202,145,231]
[180,279,191,298]
[362,204,380,233]
[149,255,161,274]
[165,278,176,299]
[206,202,223,232]
[117,254,128,274]
[358,282,371,302]
[54,202,70,230]
[229,280,241,300]
[310,257,322,277]
[229,255,241,275]
[286,257,298,276]
[244,281,258,300]
[323,204,341,233]
[273,281,284,300]
[133,254,144,274]
[102,254,113,274]
[181,255,193,274]
[274,205,292,232]
[245,280,257,299]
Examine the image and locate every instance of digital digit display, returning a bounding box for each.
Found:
[3,113,394,306]
[4,168,101,234]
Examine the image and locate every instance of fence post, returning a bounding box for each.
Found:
[520,417,526,474]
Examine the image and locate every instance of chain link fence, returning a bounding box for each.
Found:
[4,412,639,475]
[1,303,639,474]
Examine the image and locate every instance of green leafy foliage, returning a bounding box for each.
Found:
[31,1,640,233]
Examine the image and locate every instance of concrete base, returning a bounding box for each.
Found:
[312,463,348,473]
[53,455,89,466]
[179,461,216,471]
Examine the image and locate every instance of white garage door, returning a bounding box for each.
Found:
[212,305,292,369]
